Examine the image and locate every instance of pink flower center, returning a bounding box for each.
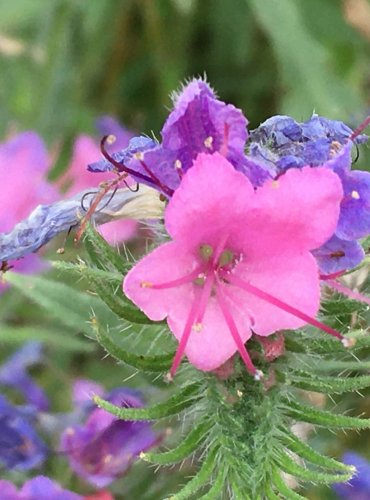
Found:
[141,242,347,378]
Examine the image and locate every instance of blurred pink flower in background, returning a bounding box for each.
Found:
[58,117,138,244]
[0,132,58,291]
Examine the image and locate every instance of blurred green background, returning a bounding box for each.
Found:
[1,0,370,498]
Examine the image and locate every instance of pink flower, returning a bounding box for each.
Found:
[124,153,345,376]
[0,132,58,291]
[59,135,137,244]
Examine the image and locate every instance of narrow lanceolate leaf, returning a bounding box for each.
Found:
[279,430,354,473]
[89,273,153,324]
[272,468,306,500]
[0,325,93,352]
[94,320,174,372]
[142,420,210,465]
[3,272,114,331]
[84,224,131,274]
[275,450,353,484]
[169,447,219,500]
[289,370,370,394]
[53,260,121,282]
[284,398,370,429]
[94,382,202,421]
[265,483,283,500]
[197,465,227,500]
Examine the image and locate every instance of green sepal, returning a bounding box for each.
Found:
[168,447,219,500]
[94,382,202,421]
[284,398,370,429]
[275,450,353,484]
[84,224,131,274]
[272,468,306,500]
[197,465,227,500]
[289,369,370,394]
[142,420,210,465]
[94,319,173,372]
[279,429,353,473]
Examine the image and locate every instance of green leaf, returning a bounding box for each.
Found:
[284,398,370,429]
[289,370,370,394]
[275,450,353,484]
[0,325,93,352]
[272,468,306,500]
[248,0,361,118]
[53,260,121,282]
[279,430,353,474]
[142,420,210,465]
[265,483,282,500]
[94,319,174,372]
[169,447,219,500]
[84,224,131,274]
[4,272,115,331]
[196,465,226,500]
[94,382,202,421]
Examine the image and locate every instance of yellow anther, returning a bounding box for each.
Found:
[107,134,116,145]
[271,180,280,189]
[192,322,203,332]
[351,190,360,200]
[140,281,153,288]
[342,337,356,348]
[204,136,214,149]
[194,273,206,286]
[236,390,243,398]
[174,159,182,169]
[134,151,145,161]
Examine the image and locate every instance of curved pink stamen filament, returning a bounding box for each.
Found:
[216,285,257,376]
[224,273,344,340]
[320,271,346,281]
[325,279,370,307]
[195,271,215,324]
[145,266,205,290]
[219,123,230,157]
[350,115,370,141]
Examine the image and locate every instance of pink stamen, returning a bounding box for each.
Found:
[142,266,205,290]
[216,284,259,376]
[219,123,230,157]
[170,281,212,377]
[224,273,344,341]
[350,115,370,141]
[320,271,346,281]
[326,279,370,307]
[195,271,215,324]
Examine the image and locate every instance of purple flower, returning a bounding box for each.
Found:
[248,115,370,274]
[0,342,49,411]
[334,452,370,500]
[89,78,255,195]
[0,476,82,500]
[60,385,157,488]
[0,395,47,471]
[312,235,365,275]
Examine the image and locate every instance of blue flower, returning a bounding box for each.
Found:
[0,342,49,411]
[334,452,370,500]
[60,383,157,488]
[0,476,82,500]
[0,395,47,471]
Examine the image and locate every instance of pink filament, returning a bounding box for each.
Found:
[216,285,257,375]
[326,279,370,307]
[146,266,205,290]
[139,159,174,197]
[195,271,215,324]
[320,271,346,281]
[350,115,370,141]
[225,273,344,340]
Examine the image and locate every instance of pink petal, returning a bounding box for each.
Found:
[165,152,255,248]
[123,241,199,321]
[99,219,138,244]
[233,252,320,335]
[239,166,343,256]
[167,290,253,371]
